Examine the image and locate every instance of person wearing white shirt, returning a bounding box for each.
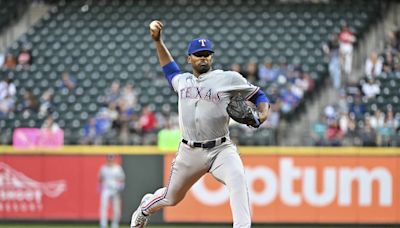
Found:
[365,51,383,78]
[362,78,380,99]
[99,155,125,228]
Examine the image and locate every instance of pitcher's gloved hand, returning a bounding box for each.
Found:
[226,96,261,128]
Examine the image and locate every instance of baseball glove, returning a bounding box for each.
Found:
[226,96,261,128]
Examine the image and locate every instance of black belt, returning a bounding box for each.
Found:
[182,137,226,149]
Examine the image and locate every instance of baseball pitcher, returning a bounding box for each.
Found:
[99,154,125,228]
[131,20,270,228]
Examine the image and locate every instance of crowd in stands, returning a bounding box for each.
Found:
[15,86,54,121]
[0,46,34,119]
[313,27,400,146]
[68,49,318,145]
[230,58,315,130]
[0,40,317,146]
[79,54,308,145]
[81,80,179,145]
[0,45,33,70]
[3,25,398,147]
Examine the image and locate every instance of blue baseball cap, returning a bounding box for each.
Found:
[187,38,214,55]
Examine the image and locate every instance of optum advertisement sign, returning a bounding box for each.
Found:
[164,155,400,223]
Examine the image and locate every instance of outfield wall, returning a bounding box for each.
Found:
[0,146,399,224]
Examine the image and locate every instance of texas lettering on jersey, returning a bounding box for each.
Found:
[179,86,222,103]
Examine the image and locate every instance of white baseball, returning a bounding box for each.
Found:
[149,21,159,30]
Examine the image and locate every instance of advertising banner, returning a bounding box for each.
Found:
[13,128,64,149]
[0,155,112,220]
[164,154,400,223]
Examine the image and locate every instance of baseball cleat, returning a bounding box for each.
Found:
[130,194,153,228]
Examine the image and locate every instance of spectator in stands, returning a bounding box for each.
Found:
[0,77,16,101]
[41,115,60,132]
[266,84,280,104]
[115,100,136,144]
[243,62,258,84]
[139,104,158,143]
[393,28,400,49]
[230,63,243,74]
[0,52,4,67]
[346,81,361,96]
[385,30,399,50]
[395,51,400,71]
[325,118,344,146]
[385,110,397,129]
[156,106,179,130]
[361,78,380,99]
[39,115,62,146]
[395,113,400,141]
[0,77,16,116]
[382,49,395,73]
[336,90,349,114]
[280,84,300,113]
[0,94,15,116]
[339,24,356,79]
[289,83,304,101]
[369,109,385,130]
[258,59,280,82]
[82,113,112,145]
[20,90,38,117]
[139,105,157,133]
[324,105,337,122]
[364,51,383,79]
[262,103,280,129]
[342,112,358,146]
[3,53,17,69]
[95,108,113,136]
[377,110,396,146]
[58,71,76,93]
[310,114,327,146]
[156,107,169,130]
[119,83,138,110]
[114,100,135,129]
[17,47,32,69]
[38,88,54,118]
[295,72,313,95]
[338,111,349,134]
[323,33,341,90]
[102,102,119,128]
[359,118,377,146]
[82,118,100,145]
[349,95,366,121]
[84,105,117,145]
[103,80,121,105]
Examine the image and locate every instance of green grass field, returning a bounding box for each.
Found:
[0,224,287,228]
[0,225,300,228]
[0,224,395,228]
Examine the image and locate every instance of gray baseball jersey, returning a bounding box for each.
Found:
[99,164,125,228]
[99,164,125,191]
[133,69,257,228]
[172,69,259,141]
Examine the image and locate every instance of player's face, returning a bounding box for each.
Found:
[188,51,213,75]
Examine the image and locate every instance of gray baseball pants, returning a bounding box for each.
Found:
[140,140,251,228]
